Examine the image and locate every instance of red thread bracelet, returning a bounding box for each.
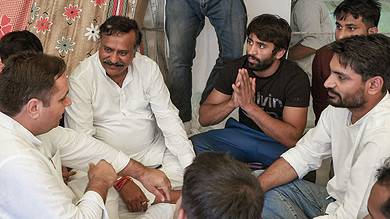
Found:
[114,176,132,191]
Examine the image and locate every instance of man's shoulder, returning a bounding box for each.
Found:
[133,53,158,68]
[225,56,247,68]
[316,44,334,57]
[279,59,309,79]
[70,52,100,79]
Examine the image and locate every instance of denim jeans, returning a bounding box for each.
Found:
[165,0,247,122]
[190,118,287,166]
[263,180,334,219]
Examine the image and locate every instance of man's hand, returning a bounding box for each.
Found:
[139,168,172,203]
[119,180,149,212]
[62,166,76,184]
[87,160,117,201]
[232,68,256,110]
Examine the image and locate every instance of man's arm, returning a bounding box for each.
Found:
[246,105,307,148]
[289,0,332,61]
[0,154,115,218]
[118,159,172,202]
[198,88,238,126]
[235,69,307,147]
[258,158,298,192]
[145,60,195,169]
[40,127,172,203]
[288,43,316,61]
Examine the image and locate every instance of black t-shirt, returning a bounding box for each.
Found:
[214,55,310,132]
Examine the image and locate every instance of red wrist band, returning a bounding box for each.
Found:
[114,176,132,191]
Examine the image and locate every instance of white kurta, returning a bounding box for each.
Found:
[65,52,194,170]
[0,112,130,219]
[282,93,390,219]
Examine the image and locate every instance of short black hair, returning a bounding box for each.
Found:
[99,16,142,47]
[0,53,65,116]
[330,34,390,93]
[376,158,390,218]
[181,152,264,219]
[246,14,291,52]
[0,30,43,60]
[334,0,381,27]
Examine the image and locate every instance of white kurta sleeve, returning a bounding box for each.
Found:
[282,107,333,178]
[0,154,108,219]
[40,127,130,173]
[144,61,195,169]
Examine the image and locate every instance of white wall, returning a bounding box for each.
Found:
[192,0,291,93]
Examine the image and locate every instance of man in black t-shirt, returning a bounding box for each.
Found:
[190,14,310,166]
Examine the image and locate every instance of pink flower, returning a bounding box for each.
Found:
[63,4,82,21]
[91,0,107,8]
[34,16,53,34]
[0,15,13,39]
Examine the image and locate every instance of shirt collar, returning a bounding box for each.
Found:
[0,112,42,147]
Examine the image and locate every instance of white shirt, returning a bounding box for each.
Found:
[0,112,130,219]
[65,52,194,170]
[290,0,333,80]
[282,93,390,219]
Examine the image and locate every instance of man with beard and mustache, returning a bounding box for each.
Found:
[190,14,310,167]
[65,16,195,218]
[259,34,390,218]
[312,0,381,124]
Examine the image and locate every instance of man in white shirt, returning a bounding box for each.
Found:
[0,53,171,218]
[64,16,195,214]
[259,34,390,218]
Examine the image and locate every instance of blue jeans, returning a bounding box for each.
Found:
[263,180,334,219]
[190,118,287,166]
[165,0,247,122]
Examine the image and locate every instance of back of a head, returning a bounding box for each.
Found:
[334,0,381,27]
[330,34,390,92]
[99,16,142,48]
[0,30,43,60]
[376,158,390,218]
[0,53,65,117]
[181,152,263,219]
[246,14,291,52]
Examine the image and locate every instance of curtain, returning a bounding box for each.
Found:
[25,0,149,74]
[0,0,33,38]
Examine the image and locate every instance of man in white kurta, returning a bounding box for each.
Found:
[0,114,127,219]
[259,34,390,218]
[65,51,194,176]
[64,16,194,217]
[0,53,171,219]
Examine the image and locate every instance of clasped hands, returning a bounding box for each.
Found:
[230,68,256,111]
[88,160,173,212]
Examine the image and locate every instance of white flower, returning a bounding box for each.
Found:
[55,36,75,54]
[84,23,100,41]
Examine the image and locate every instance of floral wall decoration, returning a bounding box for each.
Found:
[25,0,140,74]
